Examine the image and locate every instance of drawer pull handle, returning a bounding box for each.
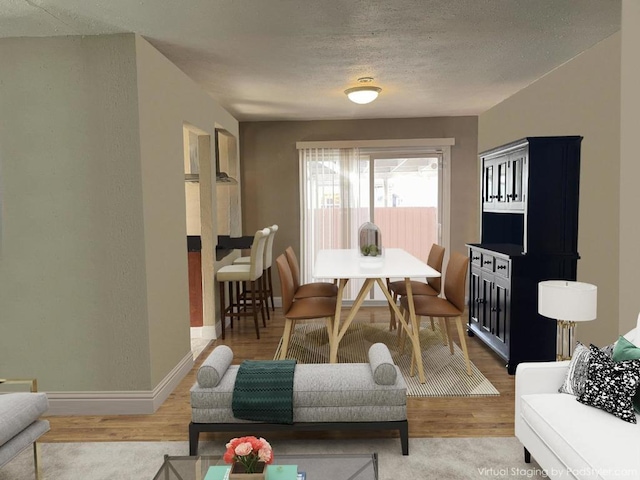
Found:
[473,256,480,260]
[497,265,506,270]
[483,260,492,265]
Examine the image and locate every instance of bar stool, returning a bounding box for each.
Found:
[234,225,278,316]
[216,227,270,339]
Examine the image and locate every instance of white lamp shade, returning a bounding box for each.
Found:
[345,86,381,104]
[538,280,597,321]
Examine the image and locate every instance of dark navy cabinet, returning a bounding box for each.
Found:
[467,136,582,374]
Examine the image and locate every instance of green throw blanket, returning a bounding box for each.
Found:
[232,359,296,424]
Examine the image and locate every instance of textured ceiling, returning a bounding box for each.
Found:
[0,0,621,121]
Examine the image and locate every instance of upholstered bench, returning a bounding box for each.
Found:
[0,388,50,479]
[189,343,409,455]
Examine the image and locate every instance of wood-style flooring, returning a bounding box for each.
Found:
[42,307,515,443]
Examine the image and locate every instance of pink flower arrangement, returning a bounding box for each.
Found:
[223,436,273,473]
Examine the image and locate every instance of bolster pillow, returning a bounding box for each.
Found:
[197,345,233,387]
[368,343,397,385]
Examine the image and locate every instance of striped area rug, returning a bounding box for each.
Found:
[274,321,499,397]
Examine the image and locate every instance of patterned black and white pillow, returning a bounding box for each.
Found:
[559,342,616,396]
[577,345,640,423]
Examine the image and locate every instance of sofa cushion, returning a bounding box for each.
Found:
[521,393,640,480]
[577,346,640,423]
[0,393,49,447]
[368,343,397,385]
[0,419,50,468]
[197,345,233,387]
[191,363,407,410]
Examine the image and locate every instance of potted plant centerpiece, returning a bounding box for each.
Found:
[224,436,273,479]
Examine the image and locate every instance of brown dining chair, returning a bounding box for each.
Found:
[285,246,338,299]
[387,244,445,330]
[275,254,337,360]
[400,251,472,376]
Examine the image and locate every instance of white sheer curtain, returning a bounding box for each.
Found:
[299,147,369,300]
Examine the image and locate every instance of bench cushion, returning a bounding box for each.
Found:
[0,393,49,447]
[0,419,50,468]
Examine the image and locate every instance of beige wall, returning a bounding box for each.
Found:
[479,33,622,345]
[0,35,150,390]
[619,0,640,333]
[0,34,239,394]
[240,117,479,294]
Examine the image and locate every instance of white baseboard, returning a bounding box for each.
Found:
[45,351,194,415]
[190,326,217,339]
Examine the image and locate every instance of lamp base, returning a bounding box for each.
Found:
[557,320,577,361]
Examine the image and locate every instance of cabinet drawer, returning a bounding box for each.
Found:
[470,250,482,267]
[481,254,494,271]
[494,258,510,278]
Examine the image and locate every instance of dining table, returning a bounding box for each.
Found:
[314,248,441,384]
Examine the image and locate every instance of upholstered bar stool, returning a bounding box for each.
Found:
[216,227,270,339]
[234,225,278,316]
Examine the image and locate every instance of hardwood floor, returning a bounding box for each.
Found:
[42,307,515,443]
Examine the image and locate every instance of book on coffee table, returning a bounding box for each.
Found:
[204,464,298,480]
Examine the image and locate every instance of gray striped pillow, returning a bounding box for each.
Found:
[559,342,615,396]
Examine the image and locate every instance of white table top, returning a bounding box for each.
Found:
[314,248,441,280]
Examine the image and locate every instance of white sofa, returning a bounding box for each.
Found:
[515,324,640,480]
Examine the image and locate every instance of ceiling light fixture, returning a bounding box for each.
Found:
[345,77,382,104]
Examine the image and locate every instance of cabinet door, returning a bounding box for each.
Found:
[492,275,511,347]
[506,149,527,211]
[469,266,481,327]
[482,159,496,207]
[479,273,493,333]
[496,157,509,206]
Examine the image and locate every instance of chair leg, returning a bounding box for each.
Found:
[445,318,455,355]
[229,282,236,329]
[219,281,226,339]
[438,317,448,345]
[429,316,436,331]
[280,319,293,359]
[250,280,260,339]
[267,266,275,312]
[455,316,473,376]
[260,274,269,322]
[386,278,396,331]
[33,441,43,480]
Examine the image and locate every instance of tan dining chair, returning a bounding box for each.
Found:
[400,251,472,376]
[285,246,338,299]
[387,244,445,330]
[216,228,270,339]
[275,254,337,360]
[234,225,278,317]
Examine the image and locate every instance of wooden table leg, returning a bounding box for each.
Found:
[374,278,426,383]
[329,279,348,363]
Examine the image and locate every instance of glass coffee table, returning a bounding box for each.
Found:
[153,453,378,480]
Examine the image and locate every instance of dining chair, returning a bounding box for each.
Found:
[387,244,445,331]
[216,227,270,339]
[275,254,337,360]
[284,246,338,299]
[234,225,278,317]
[399,251,472,376]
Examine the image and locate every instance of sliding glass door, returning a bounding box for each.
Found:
[300,147,443,302]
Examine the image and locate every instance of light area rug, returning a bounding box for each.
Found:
[0,437,546,480]
[274,322,499,397]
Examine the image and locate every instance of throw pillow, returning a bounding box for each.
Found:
[558,342,615,396]
[612,336,640,413]
[368,343,397,385]
[577,346,640,423]
[197,345,234,387]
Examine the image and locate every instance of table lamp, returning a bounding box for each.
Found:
[538,280,597,361]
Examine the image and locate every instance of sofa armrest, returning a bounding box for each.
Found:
[514,361,569,435]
